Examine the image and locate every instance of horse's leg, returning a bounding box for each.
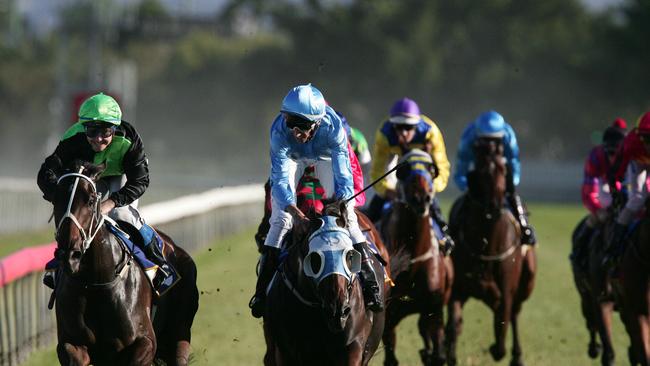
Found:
[123,336,155,366]
[417,300,446,366]
[346,340,365,366]
[382,303,410,366]
[489,299,510,362]
[577,284,601,359]
[510,310,524,366]
[445,297,466,366]
[595,300,616,366]
[58,343,90,366]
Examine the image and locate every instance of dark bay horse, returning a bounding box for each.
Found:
[380,149,453,366]
[620,204,650,365]
[446,139,536,366]
[52,162,198,366]
[572,211,626,366]
[263,202,388,366]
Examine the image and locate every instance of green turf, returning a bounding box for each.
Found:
[0,228,54,257]
[15,202,633,365]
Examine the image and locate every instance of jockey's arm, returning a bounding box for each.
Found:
[581,147,605,215]
[329,124,355,202]
[503,124,521,187]
[422,116,450,193]
[109,130,149,207]
[453,126,475,191]
[369,127,392,198]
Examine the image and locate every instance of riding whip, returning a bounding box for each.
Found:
[345,161,409,203]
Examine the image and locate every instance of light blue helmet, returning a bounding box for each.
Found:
[280,84,326,122]
[475,110,506,138]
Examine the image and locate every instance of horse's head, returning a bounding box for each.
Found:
[470,137,507,210]
[52,161,106,275]
[295,202,362,332]
[395,149,436,216]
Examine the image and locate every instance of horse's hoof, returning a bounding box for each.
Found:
[510,358,525,366]
[588,342,601,359]
[489,344,506,361]
[419,349,432,365]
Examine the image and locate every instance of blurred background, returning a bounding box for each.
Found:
[0,0,648,212]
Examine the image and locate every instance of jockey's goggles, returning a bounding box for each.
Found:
[84,123,116,138]
[393,124,415,132]
[286,115,319,132]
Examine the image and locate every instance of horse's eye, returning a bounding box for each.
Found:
[309,253,322,275]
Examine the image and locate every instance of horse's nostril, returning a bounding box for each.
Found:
[71,250,82,260]
[342,306,351,317]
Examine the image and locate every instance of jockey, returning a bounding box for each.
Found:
[604,111,650,265]
[249,84,382,318]
[572,119,627,268]
[366,97,454,250]
[452,110,537,245]
[37,92,172,292]
[337,110,372,173]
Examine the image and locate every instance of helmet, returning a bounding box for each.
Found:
[78,93,122,125]
[280,84,326,122]
[389,97,421,125]
[636,111,650,135]
[602,118,626,147]
[475,110,506,138]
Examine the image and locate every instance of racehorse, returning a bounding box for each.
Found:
[620,201,650,365]
[572,211,625,366]
[446,138,536,366]
[262,201,388,366]
[52,161,199,366]
[380,149,453,366]
[570,216,604,361]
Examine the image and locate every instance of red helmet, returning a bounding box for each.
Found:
[637,111,650,134]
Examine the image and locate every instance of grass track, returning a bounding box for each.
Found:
[12,202,632,365]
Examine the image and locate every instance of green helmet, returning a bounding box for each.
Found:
[78,93,122,125]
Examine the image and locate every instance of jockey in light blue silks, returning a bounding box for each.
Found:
[450,110,537,246]
[249,84,383,318]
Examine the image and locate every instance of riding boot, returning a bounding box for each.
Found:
[139,224,176,294]
[509,193,537,245]
[250,246,280,318]
[430,198,455,256]
[571,223,593,271]
[364,194,386,223]
[602,222,627,268]
[353,242,384,312]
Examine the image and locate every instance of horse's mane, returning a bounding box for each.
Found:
[63,159,106,180]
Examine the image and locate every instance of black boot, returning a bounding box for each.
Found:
[353,242,384,312]
[364,195,387,223]
[431,198,455,255]
[602,222,627,268]
[143,239,176,294]
[571,222,593,271]
[249,246,280,318]
[509,193,537,245]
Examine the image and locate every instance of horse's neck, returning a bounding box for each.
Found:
[391,204,431,251]
[83,229,123,283]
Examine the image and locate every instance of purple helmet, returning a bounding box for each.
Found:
[389,97,421,125]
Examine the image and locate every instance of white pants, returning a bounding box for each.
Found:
[618,161,650,225]
[264,159,365,249]
[97,175,145,230]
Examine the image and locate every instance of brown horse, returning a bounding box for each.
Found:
[52,161,198,366]
[262,202,389,366]
[446,138,536,366]
[380,149,453,366]
[620,205,650,365]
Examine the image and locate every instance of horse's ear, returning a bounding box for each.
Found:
[86,163,106,181]
[396,163,411,181]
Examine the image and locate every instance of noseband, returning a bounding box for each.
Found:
[56,169,105,255]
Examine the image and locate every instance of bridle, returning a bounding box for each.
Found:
[56,169,105,255]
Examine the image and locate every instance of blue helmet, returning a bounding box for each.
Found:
[280,84,326,122]
[475,110,506,138]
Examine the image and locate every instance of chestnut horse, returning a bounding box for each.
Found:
[52,162,198,366]
[381,149,453,366]
[262,202,389,366]
[446,138,536,366]
[620,202,650,365]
